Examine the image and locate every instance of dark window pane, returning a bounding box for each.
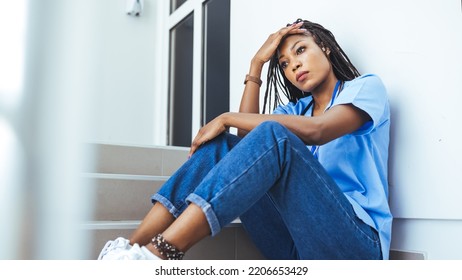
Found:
[203,0,230,124]
[168,13,194,147]
[170,0,188,13]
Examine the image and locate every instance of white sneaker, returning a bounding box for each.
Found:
[141,246,162,260]
[106,243,162,260]
[140,246,162,260]
[97,237,131,260]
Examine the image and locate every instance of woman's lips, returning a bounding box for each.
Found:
[296,71,308,82]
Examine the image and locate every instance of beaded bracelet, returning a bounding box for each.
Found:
[151,233,185,260]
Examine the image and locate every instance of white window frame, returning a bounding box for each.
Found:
[154,0,207,146]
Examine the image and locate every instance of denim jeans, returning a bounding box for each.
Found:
[152,121,382,259]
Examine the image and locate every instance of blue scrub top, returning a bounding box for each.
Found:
[273,74,393,259]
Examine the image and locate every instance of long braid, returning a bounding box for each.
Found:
[263,19,360,114]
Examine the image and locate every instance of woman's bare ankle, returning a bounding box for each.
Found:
[146,243,167,260]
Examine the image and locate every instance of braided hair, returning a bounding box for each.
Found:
[262,19,360,113]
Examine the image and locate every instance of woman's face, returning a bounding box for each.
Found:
[277,34,333,93]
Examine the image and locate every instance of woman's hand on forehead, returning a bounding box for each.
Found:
[253,22,306,66]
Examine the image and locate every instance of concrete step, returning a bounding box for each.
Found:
[83,173,166,221]
[84,142,189,176]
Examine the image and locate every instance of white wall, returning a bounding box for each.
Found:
[230,0,462,259]
[86,0,167,146]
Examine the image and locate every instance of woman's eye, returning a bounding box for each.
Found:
[280,61,288,69]
[296,46,305,55]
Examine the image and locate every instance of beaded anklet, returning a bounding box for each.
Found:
[151,234,185,260]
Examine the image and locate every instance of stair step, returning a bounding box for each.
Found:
[84,143,189,176]
[81,218,242,230]
[83,172,243,225]
[83,173,166,221]
[83,173,170,181]
[81,220,141,230]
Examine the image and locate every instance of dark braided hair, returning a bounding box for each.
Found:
[262,19,360,113]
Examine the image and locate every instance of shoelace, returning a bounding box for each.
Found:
[98,238,128,259]
[100,241,115,256]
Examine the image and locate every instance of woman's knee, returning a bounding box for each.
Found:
[197,132,240,154]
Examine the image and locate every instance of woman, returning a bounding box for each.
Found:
[98,19,392,260]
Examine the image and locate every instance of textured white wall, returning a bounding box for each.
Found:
[230,0,462,259]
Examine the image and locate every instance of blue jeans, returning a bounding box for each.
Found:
[152,121,382,259]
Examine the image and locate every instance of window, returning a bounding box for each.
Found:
[202,0,230,124]
[167,0,230,147]
[168,14,194,147]
[170,0,188,13]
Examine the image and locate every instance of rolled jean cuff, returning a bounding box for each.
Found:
[151,193,182,218]
[186,193,221,236]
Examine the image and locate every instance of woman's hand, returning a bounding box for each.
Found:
[189,113,229,157]
[252,22,306,66]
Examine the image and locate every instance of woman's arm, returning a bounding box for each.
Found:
[237,59,264,137]
[237,22,306,137]
[238,59,264,114]
[189,104,370,156]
